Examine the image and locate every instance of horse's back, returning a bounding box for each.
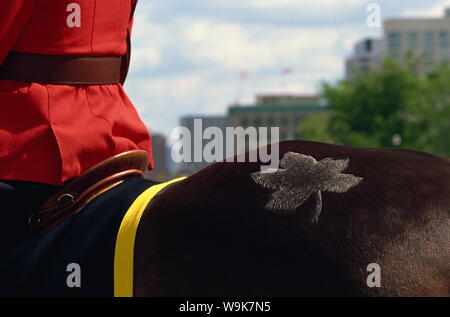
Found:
[134,141,450,296]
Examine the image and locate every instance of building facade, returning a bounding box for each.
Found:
[227,94,327,145]
[345,38,385,79]
[384,8,450,72]
[345,8,450,77]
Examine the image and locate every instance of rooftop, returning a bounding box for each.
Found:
[228,103,328,114]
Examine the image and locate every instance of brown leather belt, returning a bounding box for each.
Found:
[0,51,122,85]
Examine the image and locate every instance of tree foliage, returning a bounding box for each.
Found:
[299,58,450,157]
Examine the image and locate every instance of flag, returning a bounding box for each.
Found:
[239,71,250,80]
[282,67,293,75]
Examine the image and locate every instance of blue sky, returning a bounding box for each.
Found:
[124,0,450,137]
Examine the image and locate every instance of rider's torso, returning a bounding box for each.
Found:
[10,0,132,56]
[0,0,153,185]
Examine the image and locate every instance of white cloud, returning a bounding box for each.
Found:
[182,21,277,70]
[178,17,353,74]
[247,0,363,9]
[131,48,160,70]
[402,1,450,17]
[124,0,450,137]
[126,16,371,135]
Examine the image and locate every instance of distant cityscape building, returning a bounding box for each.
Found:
[227,94,327,143]
[145,133,169,181]
[345,8,450,78]
[255,94,320,105]
[384,8,450,72]
[172,95,327,176]
[345,38,385,79]
[175,115,227,175]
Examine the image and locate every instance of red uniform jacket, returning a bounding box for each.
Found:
[0,0,153,185]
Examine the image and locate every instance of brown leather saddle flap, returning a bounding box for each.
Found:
[31,150,149,234]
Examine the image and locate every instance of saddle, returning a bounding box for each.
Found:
[30,150,149,235]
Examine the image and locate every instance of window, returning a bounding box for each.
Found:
[437,30,450,59]
[439,49,450,58]
[425,30,434,37]
[408,31,419,48]
[439,30,449,48]
[424,31,435,46]
[387,32,403,57]
[424,31,436,59]
[364,39,373,52]
[387,32,402,48]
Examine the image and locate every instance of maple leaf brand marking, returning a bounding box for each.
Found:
[251,152,363,223]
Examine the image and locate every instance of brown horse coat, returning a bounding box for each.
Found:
[134,141,450,296]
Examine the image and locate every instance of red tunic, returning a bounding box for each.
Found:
[0,0,153,185]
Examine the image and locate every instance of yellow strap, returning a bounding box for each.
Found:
[114,177,186,297]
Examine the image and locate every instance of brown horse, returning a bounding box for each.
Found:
[0,140,449,296]
[133,140,449,296]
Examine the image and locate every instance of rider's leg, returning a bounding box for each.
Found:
[0,180,62,255]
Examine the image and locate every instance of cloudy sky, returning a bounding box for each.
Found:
[124,0,450,137]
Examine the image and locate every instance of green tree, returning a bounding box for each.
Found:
[298,113,334,143]
[325,58,423,148]
[402,65,450,156]
[300,58,450,156]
